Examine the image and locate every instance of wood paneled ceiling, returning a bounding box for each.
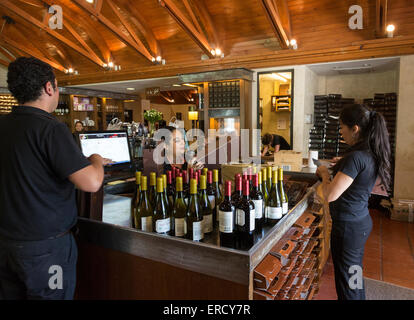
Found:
[0,0,413,86]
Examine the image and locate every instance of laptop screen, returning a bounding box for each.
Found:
[79,131,131,165]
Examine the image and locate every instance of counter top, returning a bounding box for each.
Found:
[77,171,319,286]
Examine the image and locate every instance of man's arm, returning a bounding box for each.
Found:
[274,144,280,153]
[68,154,106,193]
[261,145,269,156]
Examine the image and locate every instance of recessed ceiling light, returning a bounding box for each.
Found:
[126,88,135,91]
[86,0,94,3]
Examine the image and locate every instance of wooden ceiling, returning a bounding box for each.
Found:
[0,0,414,86]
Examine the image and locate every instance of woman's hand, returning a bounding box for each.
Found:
[188,157,204,171]
[316,166,330,181]
[329,157,342,167]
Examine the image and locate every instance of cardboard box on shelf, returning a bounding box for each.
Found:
[221,163,260,187]
[272,150,303,172]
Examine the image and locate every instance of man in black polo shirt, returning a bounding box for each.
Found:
[0,57,107,300]
[261,133,291,156]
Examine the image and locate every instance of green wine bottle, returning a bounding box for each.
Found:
[173,177,187,238]
[186,179,204,241]
[213,169,223,223]
[266,170,283,225]
[136,176,153,232]
[278,168,289,216]
[199,175,213,234]
[153,177,171,235]
[131,171,141,228]
[149,172,157,204]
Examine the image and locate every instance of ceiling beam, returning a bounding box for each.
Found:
[0,58,9,67]
[182,0,203,34]
[126,0,161,57]
[0,34,66,72]
[376,0,388,38]
[106,0,155,58]
[159,0,214,58]
[0,0,106,67]
[41,0,112,62]
[190,0,220,49]
[260,0,291,49]
[0,45,16,61]
[72,0,154,62]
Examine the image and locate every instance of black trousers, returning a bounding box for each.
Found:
[330,214,372,300]
[0,232,77,300]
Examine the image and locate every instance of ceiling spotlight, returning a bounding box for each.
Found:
[386,24,395,38]
[86,0,94,3]
[108,62,114,68]
[161,59,166,65]
[290,39,298,50]
[151,57,156,62]
[210,49,216,56]
[156,56,162,62]
[215,48,222,56]
[103,63,108,68]
[68,68,74,73]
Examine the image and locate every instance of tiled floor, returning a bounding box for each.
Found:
[314,210,414,300]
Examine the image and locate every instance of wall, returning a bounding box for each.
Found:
[0,65,8,88]
[318,70,399,102]
[394,55,414,200]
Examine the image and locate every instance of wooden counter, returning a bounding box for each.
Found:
[75,172,322,300]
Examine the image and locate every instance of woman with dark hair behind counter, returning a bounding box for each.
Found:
[316,104,391,300]
[160,126,203,174]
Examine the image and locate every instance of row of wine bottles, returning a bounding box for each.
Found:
[131,166,289,249]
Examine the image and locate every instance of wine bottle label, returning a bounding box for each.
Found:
[155,217,170,233]
[208,195,215,209]
[141,216,153,232]
[175,218,185,237]
[252,199,263,219]
[219,210,233,233]
[192,221,203,241]
[267,207,283,219]
[204,214,213,233]
[236,209,245,226]
[282,202,289,215]
[250,209,255,231]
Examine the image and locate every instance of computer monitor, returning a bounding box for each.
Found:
[79,130,131,168]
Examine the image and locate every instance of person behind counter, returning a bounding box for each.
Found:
[261,133,291,156]
[159,126,203,174]
[73,121,85,147]
[316,104,391,300]
[0,57,110,300]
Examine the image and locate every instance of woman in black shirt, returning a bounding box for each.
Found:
[316,104,391,300]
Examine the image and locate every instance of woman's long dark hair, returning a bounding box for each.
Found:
[334,104,392,191]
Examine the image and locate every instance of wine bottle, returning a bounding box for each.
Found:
[206,171,216,218]
[266,170,283,225]
[153,177,171,235]
[131,171,141,228]
[199,175,213,234]
[173,177,187,238]
[251,173,264,232]
[136,176,153,232]
[278,167,289,215]
[186,178,204,242]
[182,170,189,205]
[266,166,273,192]
[202,167,208,177]
[167,170,175,207]
[162,174,173,214]
[213,169,223,223]
[236,179,255,249]
[149,172,157,204]
[232,174,242,207]
[261,168,269,203]
[219,181,236,248]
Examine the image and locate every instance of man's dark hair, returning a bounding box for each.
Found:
[262,133,273,145]
[7,57,57,105]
